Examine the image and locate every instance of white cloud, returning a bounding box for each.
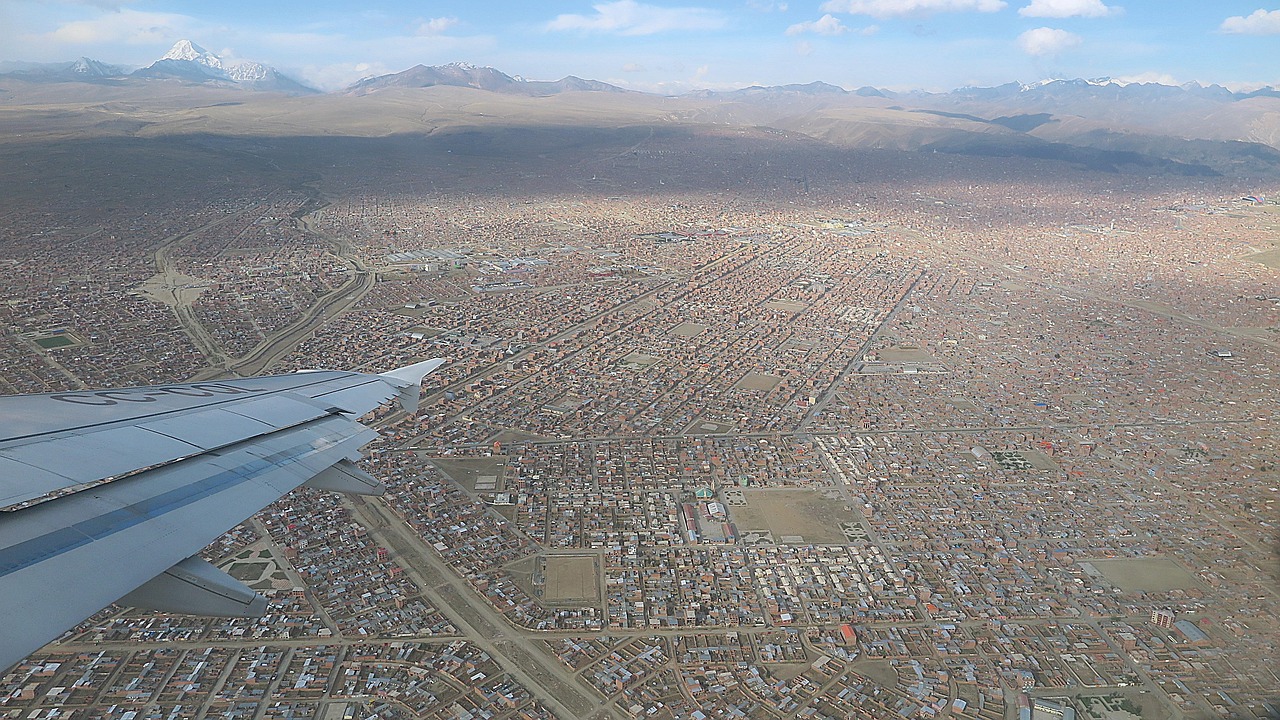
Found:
[297,61,394,90]
[1017,26,1082,55]
[1222,79,1278,92]
[63,0,138,9]
[1221,8,1280,35]
[1112,71,1178,85]
[46,8,200,45]
[1019,0,1118,18]
[546,0,725,35]
[786,14,850,35]
[819,0,1007,17]
[416,17,459,36]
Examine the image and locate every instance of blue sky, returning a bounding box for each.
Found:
[2,0,1277,92]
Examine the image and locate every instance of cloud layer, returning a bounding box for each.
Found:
[786,14,850,36]
[46,9,202,46]
[1018,0,1119,18]
[2,0,1274,97]
[1018,26,1082,56]
[546,0,725,35]
[820,0,1007,17]
[1220,8,1280,35]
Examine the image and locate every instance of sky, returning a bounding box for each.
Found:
[1,0,1277,93]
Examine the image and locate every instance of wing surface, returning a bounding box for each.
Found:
[0,358,443,671]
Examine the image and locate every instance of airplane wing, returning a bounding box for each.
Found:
[0,358,444,672]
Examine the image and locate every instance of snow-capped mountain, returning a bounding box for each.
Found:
[134,40,316,94]
[225,61,271,83]
[160,39,222,71]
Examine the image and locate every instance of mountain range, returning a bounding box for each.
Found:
[3,39,1280,178]
[7,39,1279,104]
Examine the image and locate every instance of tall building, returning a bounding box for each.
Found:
[1151,609,1175,628]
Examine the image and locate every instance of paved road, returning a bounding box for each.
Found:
[349,498,625,720]
[800,267,925,428]
[404,241,754,446]
[187,203,375,381]
[151,209,255,365]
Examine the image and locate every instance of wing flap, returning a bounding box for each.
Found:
[305,459,387,495]
[118,556,267,617]
[0,457,79,507]
[0,426,201,508]
[221,393,336,426]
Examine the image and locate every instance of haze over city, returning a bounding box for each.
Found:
[0,2,1278,720]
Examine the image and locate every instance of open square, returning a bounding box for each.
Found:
[735,372,782,391]
[544,555,600,603]
[670,321,707,337]
[730,490,861,544]
[1087,557,1201,592]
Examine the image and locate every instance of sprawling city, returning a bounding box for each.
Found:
[2,3,1280,719]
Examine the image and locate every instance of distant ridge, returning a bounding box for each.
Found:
[2,47,1275,103]
[0,57,128,83]
[346,62,632,96]
[688,80,851,99]
[1,50,1278,175]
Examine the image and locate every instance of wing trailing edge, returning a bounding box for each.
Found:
[118,556,268,617]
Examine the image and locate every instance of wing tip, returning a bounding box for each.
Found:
[379,358,445,413]
[379,358,446,387]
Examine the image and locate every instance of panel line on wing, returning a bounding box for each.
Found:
[0,372,366,446]
[0,396,348,512]
[0,423,357,579]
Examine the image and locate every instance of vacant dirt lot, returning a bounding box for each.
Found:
[670,321,708,337]
[1088,557,1201,592]
[731,490,857,544]
[545,555,599,602]
[735,371,782,391]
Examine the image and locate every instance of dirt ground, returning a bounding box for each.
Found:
[765,300,807,313]
[686,420,735,434]
[431,456,509,491]
[544,555,599,602]
[620,351,661,368]
[849,659,898,688]
[1088,557,1201,592]
[731,490,857,544]
[877,347,935,362]
[1244,247,1280,268]
[671,321,708,337]
[735,371,782,391]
